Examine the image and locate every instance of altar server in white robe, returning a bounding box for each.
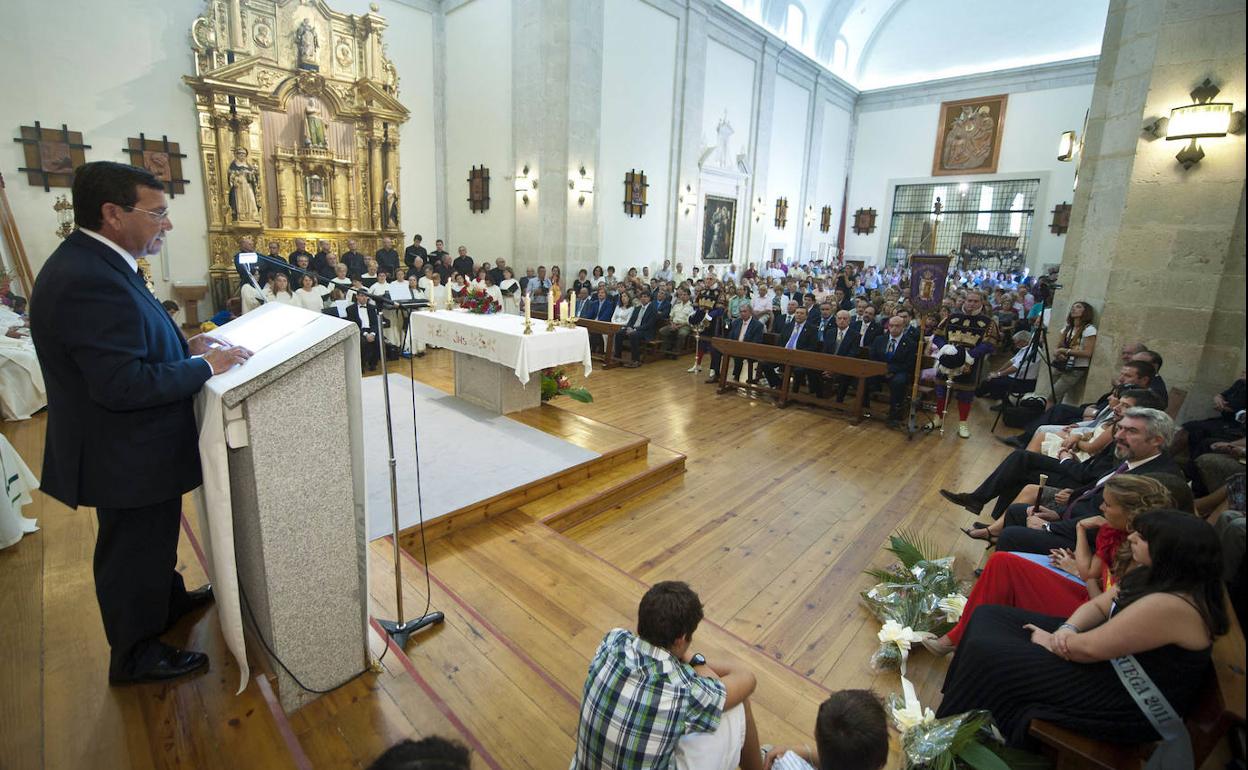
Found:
[498,268,521,314]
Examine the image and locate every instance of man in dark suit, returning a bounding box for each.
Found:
[823,309,860,400]
[288,237,313,276]
[30,162,251,685]
[705,303,764,383]
[341,238,368,280]
[404,234,428,273]
[573,287,593,318]
[941,388,1163,520]
[811,302,836,351]
[345,289,383,371]
[615,291,659,368]
[653,289,672,326]
[868,315,918,427]
[257,239,289,287]
[374,236,400,278]
[585,285,616,321]
[310,238,332,277]
[850,305,881,352]
[993,408,1183,554]
[452,245,475,279]
[760,306,818,390]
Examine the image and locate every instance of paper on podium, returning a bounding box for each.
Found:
[216,303,318,354]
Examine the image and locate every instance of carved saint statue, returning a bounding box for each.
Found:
[227,147,260,221]
[303,97,328,148]
[382,180,399,227]
[295,19,319,67]
[714,112,734,169]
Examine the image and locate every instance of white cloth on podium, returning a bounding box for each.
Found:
[0,307,46,420]
[0,433,40,550]
[194,303,357,693]
[407,309,593,384]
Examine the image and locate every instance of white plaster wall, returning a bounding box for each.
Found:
[0,0,438,301]
[0,0,208,300]
[810,99,852,259]
[597,0,679,272]
[701,39,756,166]
[444,0,514,262]
[763,76,810,261]
[845,83,1091,268]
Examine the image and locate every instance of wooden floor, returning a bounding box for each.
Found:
[3,348,1027,769]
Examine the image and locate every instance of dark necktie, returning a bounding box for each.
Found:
[887,338,897,356]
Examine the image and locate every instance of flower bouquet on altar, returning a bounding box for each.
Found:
[460,286,500,314]
[860,530,967,671]
[540,367,592,403]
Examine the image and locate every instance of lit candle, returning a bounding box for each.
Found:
[562,299,570,321]
[446,284,453,309]
[524,294,531,324]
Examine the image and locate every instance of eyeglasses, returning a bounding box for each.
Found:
[124,205,171,222]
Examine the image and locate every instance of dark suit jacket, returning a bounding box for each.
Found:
[850,319,881,349]
[404,245,428,270]
[775,320,819,352]
[1061,452,1184,526]
[823,326,860,357]
[622,303,659,339]
[869,333,918,377]
[587,297,616,322]
[342,251,368,279]
[345,303,382,334]
[654,299,672,323]
[30,230,212,509]
[725,317,765,344]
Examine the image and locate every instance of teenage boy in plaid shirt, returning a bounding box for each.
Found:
[570,581,762,770]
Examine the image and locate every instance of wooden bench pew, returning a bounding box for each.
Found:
[575,317,623,369]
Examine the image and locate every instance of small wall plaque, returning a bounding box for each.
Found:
[624,169,648,217]
[13,122,92,191]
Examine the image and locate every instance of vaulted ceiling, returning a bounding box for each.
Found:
[723,0,1110,90]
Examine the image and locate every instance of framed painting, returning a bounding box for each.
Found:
[819,205,832,233]
[468,165,490,213]
[852,207,877,235]
[13,122,92,191]
[1050,202,1072,235]
[623,169,648,217]
[122,134,190,197]
[932,94,1008,176]
[773,197,787,229]
[700,195,736,263]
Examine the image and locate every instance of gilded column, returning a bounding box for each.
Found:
[369,121,384,232]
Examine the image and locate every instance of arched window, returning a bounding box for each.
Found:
[784,3,805,48]
[832,36,848,72]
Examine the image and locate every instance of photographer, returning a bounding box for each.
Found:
[1051,300,1097,404]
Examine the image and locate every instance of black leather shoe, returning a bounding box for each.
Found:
[109,643,209,685]
[939,489,984,516]
[167,584,214,629]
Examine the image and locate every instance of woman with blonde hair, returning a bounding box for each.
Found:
[925,474,1175,655]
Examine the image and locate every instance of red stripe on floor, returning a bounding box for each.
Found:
[367,616,504,770]
[179,512,210,575]
[387,535,581,709]
[254,674,315,770]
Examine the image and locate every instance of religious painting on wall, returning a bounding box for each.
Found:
[13,122,92,191]
[1050,202,1072,235]
[819,205,832,233]
[700,195,736,263]
[774,197,788,229]
[932,94,1007,176]
[122,134,190,197]
[908,254,952,315]
[468,165,490,213]
[624,169,648,217]
[852,207,876,235]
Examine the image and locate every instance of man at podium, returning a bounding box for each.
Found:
[30,162,252,685]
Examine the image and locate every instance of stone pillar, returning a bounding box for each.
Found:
[1058,0,1245,413]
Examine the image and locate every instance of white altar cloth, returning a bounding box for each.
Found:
[0,434,39,550]
[407,309,592,384]
[194,303,360,693]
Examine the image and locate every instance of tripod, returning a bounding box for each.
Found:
[248,253,444,648]
[990,295,1057,433]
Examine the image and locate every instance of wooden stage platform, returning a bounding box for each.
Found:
[3,347,1044,769]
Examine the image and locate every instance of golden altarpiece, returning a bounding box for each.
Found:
[185,0,407,310]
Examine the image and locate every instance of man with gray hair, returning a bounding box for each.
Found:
[994,407,1184,554]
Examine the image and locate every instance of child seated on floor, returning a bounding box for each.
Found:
[762,689,889,770]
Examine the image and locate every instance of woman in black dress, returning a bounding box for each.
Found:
[937,509,1227,747]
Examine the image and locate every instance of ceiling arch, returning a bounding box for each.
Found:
[736,0,1109,90]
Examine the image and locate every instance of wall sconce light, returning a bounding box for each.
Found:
[803,204,815,228]
[774,197,788,229]
[514,164,537,206]
[1057,130,1077,162]
[53,194,74,239]
[1142,79,1244,169]
[569,165,594,207]
[752,196,766,222]
[678,183,697,216]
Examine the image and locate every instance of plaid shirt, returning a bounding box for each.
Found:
[570,628,726,770]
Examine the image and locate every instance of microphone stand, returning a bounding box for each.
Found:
[253,254,444,648]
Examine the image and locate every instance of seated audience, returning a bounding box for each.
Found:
[705,303,763,383]
[821,309,859,402]
[936,510,1228,748]
[1002,360,1156,449]
[759,306,818,392]
[571,581,759,770]
[926,474,1176,655]
[976,330,1039,403]
[659,287,695,356]
[614,291,659,368]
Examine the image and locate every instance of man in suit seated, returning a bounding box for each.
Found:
[346,289,383,371]
[573,286,593,319]
[614,290,658,368]
[759,306,818,391]
[849,305,881,353]
[583,285,617,354]
[940,388,1165,520]
[993,408,1183,554]
[705,303,764,383]
[868,316,918,428]
[822,309,859,401]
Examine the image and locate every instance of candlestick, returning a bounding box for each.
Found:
[523,295,533,334]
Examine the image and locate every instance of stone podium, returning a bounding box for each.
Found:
[195,303,369,712]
